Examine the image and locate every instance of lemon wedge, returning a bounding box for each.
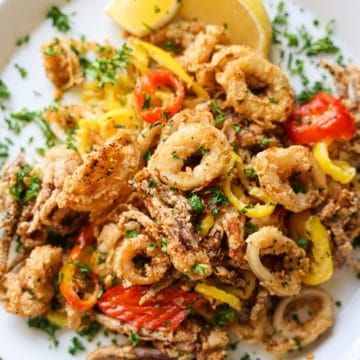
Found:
[179,0,272,57]
[106,0,181,37]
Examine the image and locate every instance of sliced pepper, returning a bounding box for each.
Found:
[223,153,276,218]
[199,214,215,238]
[220,271,257,300]
[132,39,209,100]
[302,215,333,285]
[134,69,184,123]
[98,108,141,138]
[195,283,242,311]
[59,225,100,312]
[313,141,356,184]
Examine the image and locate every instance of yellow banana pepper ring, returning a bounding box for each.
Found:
[195,283,242,311]
[199,214,215,238]
[223,152,276,218]
[132,39,209,100]
[302,215,333,285]
[313,141,356,184]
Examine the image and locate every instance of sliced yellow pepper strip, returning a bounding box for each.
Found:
[313,141,356,184]
[303,215,333,286]
[199,214,215,238]
[220,271,257,300]
[195,283,242,311]
[132,39,209,100]
[223,152,276,218]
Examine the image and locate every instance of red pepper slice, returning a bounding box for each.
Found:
[285,92,356,145]
[59,225,100,312]
[134,69,184,123]
[98,285,197,331]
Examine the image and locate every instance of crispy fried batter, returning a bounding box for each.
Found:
[17,145,83,246]
[58,130,140,214]
[0,245,62,317]
[42,38,83,93]
[131,169,211,280]
[254,146,327,213]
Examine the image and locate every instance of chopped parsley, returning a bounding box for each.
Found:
[210,99,225,126]
[213,305,236,326]
[10,109,56,147]
[148,178,156,188]
[231,123,241,133]
[67,260,91,280]
[272,1,288,26]
[243,167,257,180]
[188,193,205,213]
[161,39,179,52]
[297,238,309,250]
[46,6,71,32]
[306,36,339,56]
[96,250,108,265]
[154,5,161,13]
[78,320,102,342]
[296,81,331,104]
[240,353,251,360]
[258,137,272,149]
[129,331,138,346]
[226,342,238,351]
[8,164,41,204]
[143,94,151,110]
[125,229,138,239]
[143,151,152,164]
[244,221,259,235]
[65,129,77,150]
[160,237,170,253]
[191,263,207,276]
[205,187,228,206]
[0,141,10,170]
[335,300,342,308]
[68,337,85,355]
[16,35,30,46]
[284,32,299,47]
[196,146,210,156]
[0,79,10,100]
[293,336,303,349]
[14,64,28,78]
[290,173,305,194]
[85,44,132,87]
[28,317,59,347]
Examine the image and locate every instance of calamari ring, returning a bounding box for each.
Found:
[216,53,294,127]
[150,122,231,191]
[264,287,334,353]
[161,108,213,140]
[211,45,254,71]
[114,234,169,285]
[245,226,308,296]
[254,146,327,213]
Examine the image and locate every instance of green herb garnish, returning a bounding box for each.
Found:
[47,6,71,32]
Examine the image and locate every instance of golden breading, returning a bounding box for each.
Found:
[0,245,62,317]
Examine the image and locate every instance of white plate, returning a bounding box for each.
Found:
[0,0,359,359]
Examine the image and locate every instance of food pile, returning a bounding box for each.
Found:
[0,7,360,360]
